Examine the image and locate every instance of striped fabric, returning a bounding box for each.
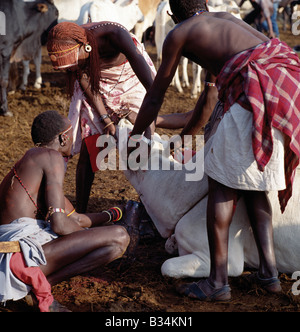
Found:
[217,38,300,212]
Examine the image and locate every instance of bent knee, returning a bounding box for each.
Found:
[112,225,130,252]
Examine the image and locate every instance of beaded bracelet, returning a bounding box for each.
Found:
[47,206,66,218]
[204,81,216,87]
[67,209,76,217]
[128,131,143,142]
[109,207,123,222]
[103,210,112,223]
[128,131,152,146]
[103,207,123,223]
[99,114,110,123]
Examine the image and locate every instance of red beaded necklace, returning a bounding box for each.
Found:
[12,166,43,217]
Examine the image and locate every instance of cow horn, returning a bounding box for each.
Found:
[36,3,49,13]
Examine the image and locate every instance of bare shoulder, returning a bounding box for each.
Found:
[26,147,63,161]
[24,148,65,176]
[164,23,189,50]
[40,148,64,172]
[210,11,269,41]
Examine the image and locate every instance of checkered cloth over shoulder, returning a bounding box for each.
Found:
[216,38,300,212]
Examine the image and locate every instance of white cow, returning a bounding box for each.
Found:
[134,0,161,42]
[75,0,144,31]
[117,120,300,279]
[54,0,143,29]
[161,168,300,278]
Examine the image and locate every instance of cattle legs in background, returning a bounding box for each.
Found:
[0,54,12,117]
[21,49,43,91]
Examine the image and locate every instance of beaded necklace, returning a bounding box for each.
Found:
[12,166,43,217]
[193,10,207,16]
[99,61,126,96]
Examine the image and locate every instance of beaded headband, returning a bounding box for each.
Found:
[59,124,73,137]
[48,44,80,70]
[48,43,80,55]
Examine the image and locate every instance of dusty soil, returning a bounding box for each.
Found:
[0,25,300,313]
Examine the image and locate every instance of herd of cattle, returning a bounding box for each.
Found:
[0,0,300,278]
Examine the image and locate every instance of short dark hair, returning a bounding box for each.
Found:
[31,110,66,146]
[169,0,207,21]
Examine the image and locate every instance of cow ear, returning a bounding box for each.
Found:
[36,3,49,13]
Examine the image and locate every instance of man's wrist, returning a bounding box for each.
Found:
[99,114,110,122]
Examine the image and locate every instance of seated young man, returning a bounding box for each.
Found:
[0,110,136,311]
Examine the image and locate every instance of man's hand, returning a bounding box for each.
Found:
[127,127,152,171]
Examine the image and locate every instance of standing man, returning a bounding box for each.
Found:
[129,0,300,300]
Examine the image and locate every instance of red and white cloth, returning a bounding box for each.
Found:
[68,34,156,158]
[217,38,300,212]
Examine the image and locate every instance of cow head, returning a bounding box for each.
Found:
[33,0,58,18]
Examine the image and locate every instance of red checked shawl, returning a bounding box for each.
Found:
[216,38,300,212]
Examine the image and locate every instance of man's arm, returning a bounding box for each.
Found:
[64,196,113,228]
[131,29,184,136]
[111,28,155,91]
[43,151,83,235]
[156,111,193,129]
[79,75,116,136]
[180,73,218,137]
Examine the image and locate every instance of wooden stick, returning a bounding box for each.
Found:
[0,241,21,253]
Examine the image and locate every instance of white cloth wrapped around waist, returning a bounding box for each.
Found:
[204,103,286,191]
[0,218,58,302]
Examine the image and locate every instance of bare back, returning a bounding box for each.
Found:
[164,11,269,76]
[130,10,270,138]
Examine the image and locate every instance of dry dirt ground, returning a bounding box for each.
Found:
[0,25,300,314]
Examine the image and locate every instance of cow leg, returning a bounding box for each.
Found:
[0,55,13,116]
[243,191,279,280]
[21,60,30,91]
[171,67,183,93]
[161,253,210,279]
[21,50,42,90]
[191,63,202,99]
[33,48,42,89]
[181,57,189,88]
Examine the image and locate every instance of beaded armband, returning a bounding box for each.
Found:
[204,81,216,87]
[47,206,66,219]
